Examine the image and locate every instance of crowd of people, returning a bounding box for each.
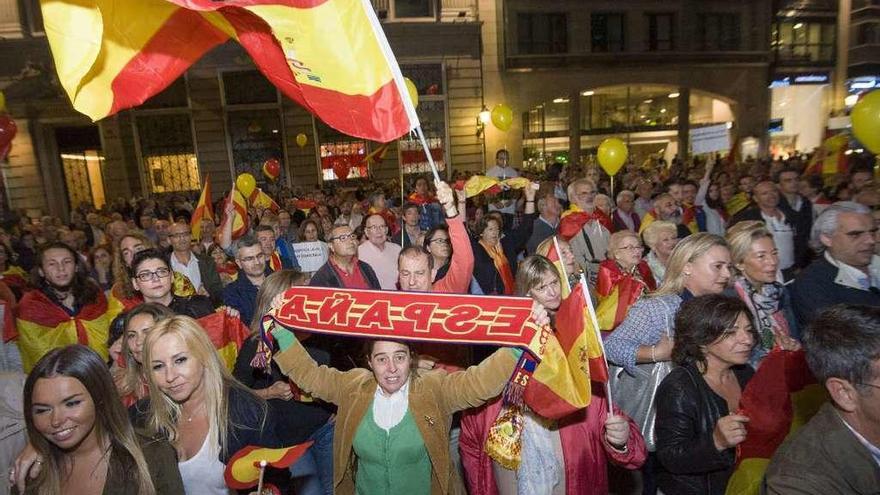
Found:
[0,147,878,495]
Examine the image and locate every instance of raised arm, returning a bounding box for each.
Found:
[433,181,474,294]
[271,325,356,406]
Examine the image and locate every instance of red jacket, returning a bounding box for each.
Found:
[460,391,646,495]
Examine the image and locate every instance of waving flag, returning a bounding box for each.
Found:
[197,311,251,371]
[219,187,250,240]
[190,174,213,240]
[40,0,419,142]
[725,350,825,495]
[248,187,280,213]
[558,205,612,240]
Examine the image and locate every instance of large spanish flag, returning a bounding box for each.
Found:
[41,0,419,142]
[13,289,123,372]
[523,280,608,419]
[725,350,826,495]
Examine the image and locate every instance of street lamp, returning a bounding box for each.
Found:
[476,105,491,138]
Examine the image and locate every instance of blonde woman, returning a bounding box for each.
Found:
[116,303,176,407]
[641,220,678,285]
[137,316,281,494]
[596,230,656,332]
[725,221,800,368]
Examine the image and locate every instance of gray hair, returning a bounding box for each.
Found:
[233,235,261,257]
[804,305,880,391]
[616,190,635,203]
[810,201,871,252]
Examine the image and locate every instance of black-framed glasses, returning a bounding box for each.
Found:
[330,233,357,242]
[428,238,450,245]
[237,254,266,264]
[135,267,172,282]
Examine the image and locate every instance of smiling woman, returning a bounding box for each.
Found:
[18,345,183,495]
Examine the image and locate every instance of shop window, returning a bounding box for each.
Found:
[318,122,368,181]
[696,13,741,51]
[774,21,835,62]
[392,0,436,19]
[647,13,675,51]
[136,114,200,194]
[227,110,285,185]
[591,13,626,52]
[581,86,679,132]
[517,12,568,55]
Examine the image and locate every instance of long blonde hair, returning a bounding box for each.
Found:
[653,233,728,297]
[142,316,264,457]
[24,346,155,495]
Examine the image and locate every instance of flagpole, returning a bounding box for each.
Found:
[579,274,614,416]
[400,158,405,245]
[414,126,442,183]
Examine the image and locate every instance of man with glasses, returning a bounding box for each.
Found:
[168,221,223,305]
[791,202,880,326]
[566,178,610,286]
[764,304,880,493]
[309,225,381,290]
[223,236,269,326]
[357,214,402,290]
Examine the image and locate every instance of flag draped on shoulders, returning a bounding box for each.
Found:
[523,282,608,419]
[40,0,419,142]
[595,259,656,332]
[13,289,123,372]
[725,192,751,217]
[558,205,612,241]
[0,266,28,294]
[725,350,826,495]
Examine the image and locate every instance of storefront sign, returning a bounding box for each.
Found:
[770,72,830,88]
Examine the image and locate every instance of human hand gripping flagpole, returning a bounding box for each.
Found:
[579,273,614,416]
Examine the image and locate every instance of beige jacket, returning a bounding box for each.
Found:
[274,342,517,495]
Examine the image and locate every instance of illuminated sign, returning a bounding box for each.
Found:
[770,72,831,88]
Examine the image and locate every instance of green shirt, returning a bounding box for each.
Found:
[352,401,431,495]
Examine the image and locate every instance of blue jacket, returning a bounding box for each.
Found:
[223,274,261,327]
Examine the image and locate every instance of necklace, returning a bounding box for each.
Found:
[181,402,205,423]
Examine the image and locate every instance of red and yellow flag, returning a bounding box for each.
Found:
[219,187,250,240]
[558,205,612,240]
[638,209,658,234]
[197,311,251,371]
[725,350,825,495]
[191,174,213,241]
[248,187,280,213]
[523,280,608,419]
[13,289,123,372]
[595,260,656,332]
[41,0,419,142]
[539,236,570,298]
[225,443,312,490]
[804,134,849,176]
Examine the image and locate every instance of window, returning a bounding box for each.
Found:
[317,120,368,182]
[647,13,675,51]
[398,63,447,176]
[857,22,880,45]
[222,70,279,105]
[136,114,200,195]
[696,13,741,51]
[591,13,626,52]
[392,0,436,19]
[774,21,835,62]
[517,13,568,55]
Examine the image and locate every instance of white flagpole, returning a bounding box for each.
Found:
[579,273,614,416]
[415,126,442,183]
[552,236,569,285]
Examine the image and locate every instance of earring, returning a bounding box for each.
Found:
[685,272,692,277]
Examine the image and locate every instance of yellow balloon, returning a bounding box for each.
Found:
[852,90,880,154]
[295,133,308,148]
[491,104,513,132]
[236,173,256,197]
[0,91,5,113]
[404,78,418,109]
[597,138,628,176]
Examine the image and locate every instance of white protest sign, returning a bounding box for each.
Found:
[292,241,328,273]
[690,124,731,154]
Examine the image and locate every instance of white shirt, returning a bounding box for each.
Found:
[358,241,402,290]
[373,379,410,431]
[762,211,795,270]
[178,435,234,495]
[826,251,880,290]
[171,251,203,292]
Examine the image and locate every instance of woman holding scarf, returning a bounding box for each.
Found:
[472,183,538,295]
[724,221,800,368]
[460,255,646,495]
[596,231,657,333]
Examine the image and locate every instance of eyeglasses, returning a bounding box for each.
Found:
[135,267,172,282]
[617,245,643,252]
[169,232,191,239]
[237,254,266,264]
[330,233,357,242]
[428,238,450,245]
[857,382,880,392]
[365,225,388,231]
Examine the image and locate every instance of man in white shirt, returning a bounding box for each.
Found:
[358,214,402,290]
[485,149,519,224]
[168,221,223,304]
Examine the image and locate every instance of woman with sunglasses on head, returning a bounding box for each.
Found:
[460,255,646,495]
[13,344,183,495]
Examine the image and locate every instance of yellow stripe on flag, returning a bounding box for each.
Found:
[246,3,394,96]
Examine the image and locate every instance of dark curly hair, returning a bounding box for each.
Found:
[128,248,170,278]
[672,294,755,371]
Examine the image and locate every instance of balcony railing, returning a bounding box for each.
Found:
[370,0,477,22]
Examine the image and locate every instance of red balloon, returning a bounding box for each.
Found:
[332,156,351,180]
[0,115,16,162]
[262,158,281,180]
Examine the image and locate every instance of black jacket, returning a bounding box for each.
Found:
[308,259,381,290]
[790,255,880,327]
[655,363,754,495]
[472,213,536,295]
